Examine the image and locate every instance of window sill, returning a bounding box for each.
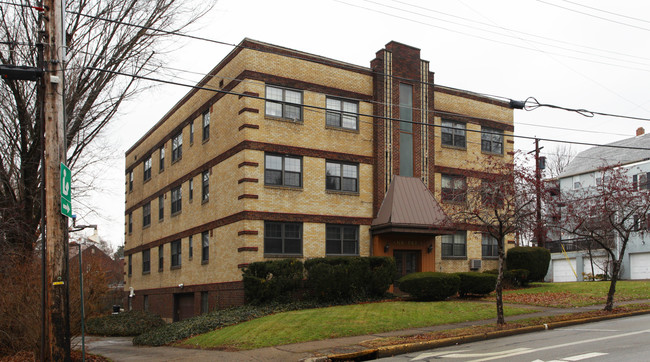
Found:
[158,218,164,223]
[171,157,182,165]
[264,253,303,258]
[441,144,467,151]
[143,177,151,184]
[481,151,504,157]
[326,189,359,196]
[482,256,498,260]
[171,210,182,217]
[442,256,468,260]
[201,259,209,265]
[159,168,164,174]
[142,271,150,275]
[265,185,303,191]
[170,265,181,270]
[325,253,359,257]
[202,137,210,144]
[325,125,359,133]
[142,224,151,230]
[158,268,163,273]
[201,198,209,204]
[265,115,303,124]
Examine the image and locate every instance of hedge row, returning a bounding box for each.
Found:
[86,310,165,336]
[506,247,550,281]
[397,271,498,301]
[242,256,396,303]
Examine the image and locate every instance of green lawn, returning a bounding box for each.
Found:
[180,301,536,350]
[502,280,650,307]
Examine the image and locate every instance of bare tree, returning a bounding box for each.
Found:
[553,166,650,310]
[544,144,576,179]
[452,154,538,325]
[0,0,213,256]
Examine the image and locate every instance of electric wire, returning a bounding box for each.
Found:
[560,0,650,25]
[538,0,650,32]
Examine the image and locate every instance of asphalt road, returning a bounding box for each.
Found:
[378,314,650,362]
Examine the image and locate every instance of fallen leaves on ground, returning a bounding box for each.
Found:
[502,292,603,307]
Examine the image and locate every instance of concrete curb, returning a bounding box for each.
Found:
[328,309,650,361]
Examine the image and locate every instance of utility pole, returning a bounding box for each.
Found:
[42,0,71,360]
[534,138,545,248]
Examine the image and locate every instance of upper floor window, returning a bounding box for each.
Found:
[171,239,181,268]
[189,178,194,201]
[171,185,182,214]
[202,111,210,141]
[158,194,164,221]
[189,120,194,144]
[441,174,466,203]
[159,146,165,171]
[171,131,182,162]
[264,221,302,255]
[201,231,209,262]
[128,255,132,276]
[634,172,650,190]
[326,97,358,130]
[481,127,503,154]
[142,202,151,228]
[441,120,466,148]
[142,249,151,273]
[265,85,302,121]
[143,156,152,181]
[158,245,164,271]
[326,224,359,255]
[128,213,133,234]
[326,161,358,192]
[189,235,193,259]
[482,234,498,258]
[265,154,302,187]
[442,231,466,258]
[202,170,209,202]
[128,171,133,192]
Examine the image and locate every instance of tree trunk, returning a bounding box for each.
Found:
[496,243,505,325]
[605,259,621,311]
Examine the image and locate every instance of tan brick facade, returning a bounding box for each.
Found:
[124,39,515,320]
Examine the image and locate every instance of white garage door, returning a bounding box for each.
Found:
[582,257,607,279]
[630,253,650,279]
[553,258,577,282]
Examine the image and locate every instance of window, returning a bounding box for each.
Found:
[265,154,302,187]
[158,195,164,221]
[128,255,132,276]
[481,127,503,154]
[128,213,132,234]
[201,231,209,262]
[143,295,149,311]
[202,170,209,202]
[442,231,467,258]
[143,156,152,181]
[265,85,303,121]
[189,235,193,259]
[326,161,358,192]
[128,171,133,191]
[142,202,151,228]
[159,146,165,171]
[638,172,650,190]
[441,174,466,202]
[158,245,164,271]
[201,291,209,314]
[482,234,498,258]
[142,249,150,273]
[399,83,414,177]
[264,221,302,255]
[189,178,194,201]
[202,110,210,141]
[481,179,504,208]
[572,175,582,190]
[326,224,359,255]
[171,185,182,214]
[171,239,181,268]
[171,131,182,162]
[189,120,194,144]
[326,97,358,130]
[441,120,466,148]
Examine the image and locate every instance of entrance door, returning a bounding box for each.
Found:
[174,293,194,322]
[394,250,420,278]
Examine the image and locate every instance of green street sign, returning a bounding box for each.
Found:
[60,163,72,218]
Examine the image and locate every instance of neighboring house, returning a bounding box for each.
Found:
[124,38,516,321]
[545,128,650,282]
[69,243,124,310]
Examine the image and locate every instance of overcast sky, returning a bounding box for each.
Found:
[78,0,650,249]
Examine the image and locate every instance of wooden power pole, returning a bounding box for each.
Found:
[42,0,71,360]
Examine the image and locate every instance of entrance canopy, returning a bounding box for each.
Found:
[371,176,455,235]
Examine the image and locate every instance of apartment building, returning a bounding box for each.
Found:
[124,39,515,321]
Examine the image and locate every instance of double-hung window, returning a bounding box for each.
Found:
[326,224,359,255]
[189,235,193,259]
[326,161,358,192]
[158,245,164,271]
[159,146,165,171]
[265,154,302,187]
[441,174,466,203]
[201,231,209,262]
[202,111,210,141]
[158,195,164,221]
[128,171,133,191]
[264,221,302,255]
[142,202,151,228]
[143,156,152,181]
[142,249,150,273]
[189,178,194,201]
[171,131,182,162]
[128,255,132,276]
[202,170,209,202]
[170,239,181,268]
[171,185,182,214]
[442,231,467,258]
[326,97,358,130]
[481,127,504,154]
[265,86,303,121]
[128,213,133,234]
[482,234,498,258]
[441,120,466,148]
[189,120,194,144]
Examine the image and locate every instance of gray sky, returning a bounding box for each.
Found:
[77,0,650,249]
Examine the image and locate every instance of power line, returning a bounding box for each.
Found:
[560,0,650,25]
[523,97,650,122]
[87,66,650,151]
[537,0,650,32]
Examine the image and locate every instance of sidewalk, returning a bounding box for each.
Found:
[84,299,650,362]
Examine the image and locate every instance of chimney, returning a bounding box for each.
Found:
[637,127,645,136]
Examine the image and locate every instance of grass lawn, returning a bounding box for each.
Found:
[180,301,536,350]
[502,280,650,307]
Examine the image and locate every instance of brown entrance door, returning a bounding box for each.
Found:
[394,250,420,277]
[174,293,194,322]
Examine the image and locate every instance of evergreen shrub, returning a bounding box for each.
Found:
[397,272,460,301]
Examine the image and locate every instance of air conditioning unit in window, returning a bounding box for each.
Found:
[469,259,482,270]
